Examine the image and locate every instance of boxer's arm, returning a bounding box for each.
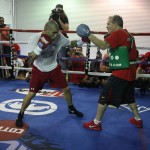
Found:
[37,34,52,50]
[88,34,110,50]
[28,51,38,61]
[76,24,110,49]
[28,33,52,56]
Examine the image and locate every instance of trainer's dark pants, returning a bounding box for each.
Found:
[98,75,135,108]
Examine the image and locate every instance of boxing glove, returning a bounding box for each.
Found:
[81,37,90,43]
[38,34,52,50]
[76,24,91,38]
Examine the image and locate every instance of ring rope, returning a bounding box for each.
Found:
[0,41,28,44]
[0,54,149,64]
[0,41,149,51]
[59,57,150,64]
[1,28,150,36]
[0,54,28,58]
[0,66,149,78]
[0,28,149,80]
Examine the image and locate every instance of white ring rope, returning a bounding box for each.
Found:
[82,45,150,50]
[0,66,149,78]
[0,41,150,50]
[0,54,149,65]
[0,41,28,44]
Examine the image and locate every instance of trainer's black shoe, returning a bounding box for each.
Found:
[68,106,84,118]
[16,112,24,128]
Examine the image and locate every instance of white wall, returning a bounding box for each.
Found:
[14,0,150,57]
[0,0,13,26]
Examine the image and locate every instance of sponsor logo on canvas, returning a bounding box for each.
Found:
[120,104,150,113]
[16,88,64,97]
[0,99,57,115]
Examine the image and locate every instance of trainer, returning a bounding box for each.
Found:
[76,15,143,131]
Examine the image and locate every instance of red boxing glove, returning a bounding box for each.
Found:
[81,37,90,44]
[38,34,52,50]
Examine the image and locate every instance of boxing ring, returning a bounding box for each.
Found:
[0,28,150,150]
[0,28,150,78]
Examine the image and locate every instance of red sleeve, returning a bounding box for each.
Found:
[105,30,127,48]
[13,44,21,51]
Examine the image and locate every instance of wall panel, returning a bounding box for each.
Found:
[14,0,150,57]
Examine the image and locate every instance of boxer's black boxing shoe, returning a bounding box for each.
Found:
[68,105,84,118]
[16,112,24,128]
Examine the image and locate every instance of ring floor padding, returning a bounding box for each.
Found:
[0,80,149,150]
